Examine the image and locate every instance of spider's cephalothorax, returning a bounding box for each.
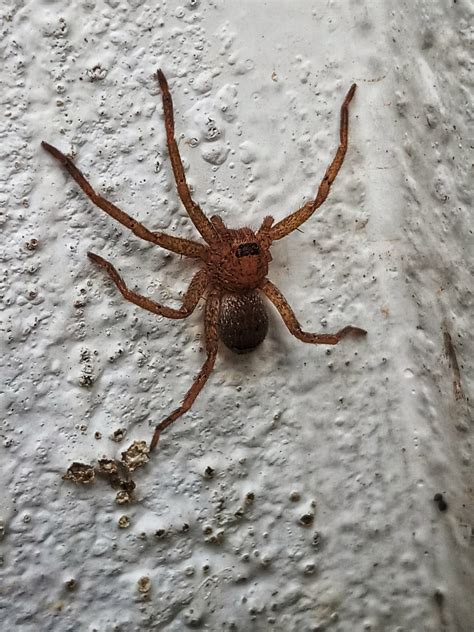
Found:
[42,69,366,453]
[207,219,273,293]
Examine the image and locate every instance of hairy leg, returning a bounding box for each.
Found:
[210,214,230,241]
[257,215,275,249]
[261,278,366,344]
[270,84,357,241]
[42,141,207,260]
[150,288,221,450]
[88,252,208,318]
[156,70,217,245]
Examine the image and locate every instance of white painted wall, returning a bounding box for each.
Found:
[1,1,472,630]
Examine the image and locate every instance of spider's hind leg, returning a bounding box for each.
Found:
[150,288,221,450]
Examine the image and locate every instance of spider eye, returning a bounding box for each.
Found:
[235,242,260,258]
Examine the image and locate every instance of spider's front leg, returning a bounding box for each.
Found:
[156,70,217,245]
[270,83,357,241]
[41,141,207,260]
[261,278,366,344]
[150,288,221,450]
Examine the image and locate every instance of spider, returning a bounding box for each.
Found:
[42,69,366,452]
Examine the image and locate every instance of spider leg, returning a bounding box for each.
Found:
[210,215,231,241]
[88,252,208,318]
[156,70,217,245]
[270,84,357,241]
[257,215,275,249]
[150,288,221,450]
[261,278,366,344]
[41,141,207,261]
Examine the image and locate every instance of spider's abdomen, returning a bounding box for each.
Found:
[218,291,268,354]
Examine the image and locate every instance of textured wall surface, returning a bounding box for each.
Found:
[1,1,473,631]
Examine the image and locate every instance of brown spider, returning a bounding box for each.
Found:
[42,70,366,452]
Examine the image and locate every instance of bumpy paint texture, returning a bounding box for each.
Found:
[1,1,472,630]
